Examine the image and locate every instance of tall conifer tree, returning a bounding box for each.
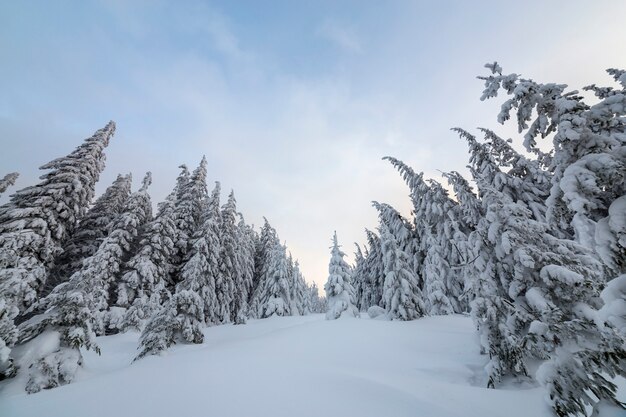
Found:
[325,232,359,320]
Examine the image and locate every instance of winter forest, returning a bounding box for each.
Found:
[0,123,325,392]
[2,2,626,413]
[322,64,626,416]
[1,61,624,417]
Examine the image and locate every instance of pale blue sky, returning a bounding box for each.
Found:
[2,0,625,288]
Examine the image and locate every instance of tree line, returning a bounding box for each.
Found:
[0,124,325,393]
[324,64,626,417]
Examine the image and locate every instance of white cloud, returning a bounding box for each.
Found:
[197,10,252,62]
[316,19,362,53]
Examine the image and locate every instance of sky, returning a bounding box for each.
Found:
[1,0,626,289]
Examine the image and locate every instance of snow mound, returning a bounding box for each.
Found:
[367,305,386,319]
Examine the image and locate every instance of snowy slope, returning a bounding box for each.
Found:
[1,315,623,417]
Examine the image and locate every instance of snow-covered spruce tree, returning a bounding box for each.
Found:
[468,184,624,415]
[0,122,116,317]
[154,165,190,290]
[218,191,239,323]
[0,123,115,380]
[318,296,328,314]
[296,269,310,315]
[454,128,550,225]
[234,215,256,323]
[378,217,425,321]
[135,182,223,359]
[362,229,385,309]
[176,182,221,326]
[380,159,428,293]
[479,63,626,245]
[134,299,178,359]
[465,185,534,384]
[286,254,297,315]
[442,170,483,309]
[248,218,278,318]
[171,157,208,290]
[423,179,468,314]
[167,165,189,269]
[286,254,308,316]
[259,242,292,318]
[462,123,625,414]
[135,289,205,360]
[174,164,190,203]
[289,259,308,315]
[381,157,426,279]
[383,157,460,314]
[308,282,326,313]
[307,283,318,313]
[371,202,419,280]
[453,127,555,228]
[113,192,178,332]
[351,243,367,312]
[301,283,313,315]
[477,65,626,415]
[16,173,152,392]
[46,173,131,294]
[371,201,424,293]
[292,261,311,315]
[96,173,154,334]
[442,171,482,232]
[325,232,359,320]
[459,126,564,372]
[165,262,213,344]
[481,128,551,223]
[197,182,222,323]
[0,172,19,195]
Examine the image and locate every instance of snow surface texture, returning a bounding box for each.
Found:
[2,314,624,417]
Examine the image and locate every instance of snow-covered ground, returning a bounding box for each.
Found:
[1,314,624,417]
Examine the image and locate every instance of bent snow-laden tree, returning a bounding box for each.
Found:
[0,122,116,313]
[170,158,208,290]
[46,173,131,295]
[477,63,626,417]
[344,64,626,416]
[16,173,152,393]
[325,232,359,320]
[383,157,462,315]
[0,122,115,380]
[362,229,385,310]
[378,220,425,321]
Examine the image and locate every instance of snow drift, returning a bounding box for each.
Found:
[2,314,623,417]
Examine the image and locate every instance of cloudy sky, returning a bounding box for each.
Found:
[2,0,625,289]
